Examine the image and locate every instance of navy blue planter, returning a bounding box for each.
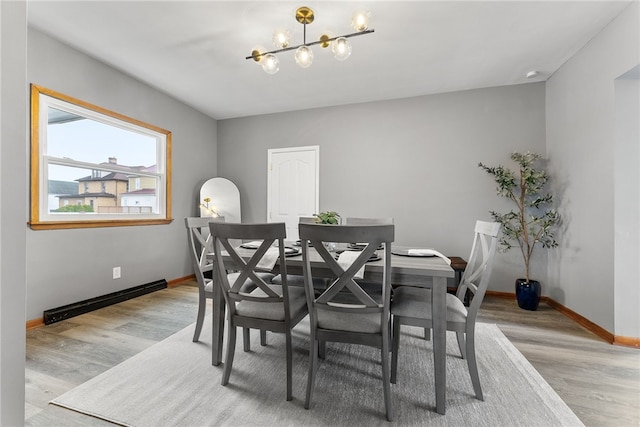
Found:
[515,279,541,311]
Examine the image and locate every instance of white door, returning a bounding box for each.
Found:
[267,146,319,241]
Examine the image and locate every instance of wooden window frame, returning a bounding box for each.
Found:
[29,84,172,230]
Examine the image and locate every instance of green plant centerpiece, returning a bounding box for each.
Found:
[314,211,341,224]
[313,211,340,252]
[478,151,560,310]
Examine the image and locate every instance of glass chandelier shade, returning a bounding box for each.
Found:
[247,7,373,74]
[294,46,313,68]
[351,10,370,32]
[272,29,291,48]
[261,54,279,74]
[332,37,352,61]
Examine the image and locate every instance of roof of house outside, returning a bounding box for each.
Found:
[74,159,157,182]
[77,172,130,182]
[48,180,77,194]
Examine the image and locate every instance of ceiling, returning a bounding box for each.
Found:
[27,1,632,120]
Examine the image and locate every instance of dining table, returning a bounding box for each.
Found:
[209,244,455,415]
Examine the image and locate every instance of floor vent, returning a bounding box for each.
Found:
[43,279,167,325]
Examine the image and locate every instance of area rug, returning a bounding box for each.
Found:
[51,317,583,426]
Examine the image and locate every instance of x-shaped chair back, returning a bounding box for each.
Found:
[210,222,288,317]
[299,223,395,317]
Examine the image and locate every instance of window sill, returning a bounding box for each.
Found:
[28,218,173,230]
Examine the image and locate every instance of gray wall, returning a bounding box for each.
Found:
[25,29,218,320]
[1,2,27,423]
[614,77,639,338]
[218,83,547,294]
[546,1,639,336]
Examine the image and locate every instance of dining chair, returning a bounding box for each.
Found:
[390,220,501,401]
[299,216,318,224]
[343,217,394,225]
[185,217,274,343]
[299,222,395,421]
[210,222,308,401]
[184,216,226,342]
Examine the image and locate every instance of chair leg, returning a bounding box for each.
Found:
[318,340,326,359]
[424,327,431,341]
[381,331,394,421]
[260,329,267,346]
[305,338,319,409]
[390,316,401,384]
[222,325,236,386]
[466,330,483,400]
[243,327,251,352]
[285,330,293,401]
[456,331,466,359]
[192,296,206,342]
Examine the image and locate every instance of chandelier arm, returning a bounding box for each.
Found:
[245,29,374,60]
[303,22,307,45]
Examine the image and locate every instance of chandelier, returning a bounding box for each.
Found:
[246,6,374,74]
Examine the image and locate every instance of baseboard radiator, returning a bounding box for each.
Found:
[43,279,167,325]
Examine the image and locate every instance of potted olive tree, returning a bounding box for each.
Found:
[478,152,560,310]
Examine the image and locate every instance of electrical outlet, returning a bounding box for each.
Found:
[112,266,121,279]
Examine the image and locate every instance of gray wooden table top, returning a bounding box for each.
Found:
[217,243,455,281]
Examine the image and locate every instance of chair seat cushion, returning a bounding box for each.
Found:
[390,286,467,324]
[236,284,308,321]
[317,309,382,334]
[317,291,384,334]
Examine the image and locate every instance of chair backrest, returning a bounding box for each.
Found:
[458,220,501,320]
[210,222,289,317]
[299,223,395,327]
[344,217,394,225]
[299,216,317,224]
[185,216,225,287]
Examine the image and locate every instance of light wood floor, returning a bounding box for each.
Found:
[25,283,640,426]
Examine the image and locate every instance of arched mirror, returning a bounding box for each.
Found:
[199,177,241,223]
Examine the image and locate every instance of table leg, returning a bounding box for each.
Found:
[211,266,225,366]
[432,276,446,415]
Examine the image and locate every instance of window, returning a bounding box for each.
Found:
[30,84,172,229]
